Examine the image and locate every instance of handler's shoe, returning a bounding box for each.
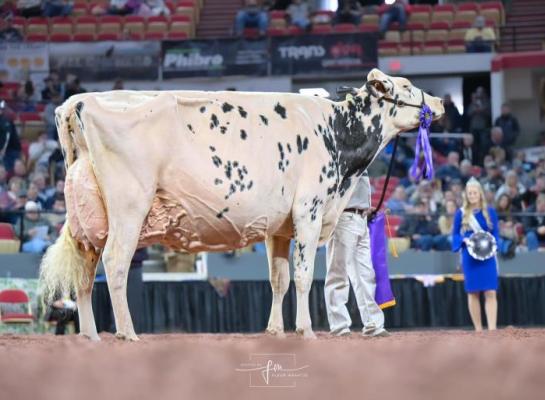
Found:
[332,328,351,337]
[362,329,390,338]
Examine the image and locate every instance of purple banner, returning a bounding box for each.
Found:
[368,212,396,309]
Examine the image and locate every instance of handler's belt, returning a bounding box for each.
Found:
[344,208,369,216]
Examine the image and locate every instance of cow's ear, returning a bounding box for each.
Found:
[366,79,393,98]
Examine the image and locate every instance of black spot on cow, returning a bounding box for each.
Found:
[75,101,84,130]
[281,186,284,196]
[214,178,223,185]
[319,175,323,183]
[240,129,247,140]
[220,126,227,134]
[216,207,229,218]
[200,106,206,113]
[247,180,253,190]
[259,115,268,126]
[222,102,234,113]
[209,146,216,152]
[210,114,219,129]
[187,124,195,134]
[238,106,247,118]
[224,162,232,179]
[212,155,222,167]
[296,135,309,154]
[274,103,287,119]
[233,161,239,168]
[287,143,292,153]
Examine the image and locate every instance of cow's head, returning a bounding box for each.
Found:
[359,68,444,143]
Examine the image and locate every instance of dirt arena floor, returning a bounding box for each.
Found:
[1,327,544,400]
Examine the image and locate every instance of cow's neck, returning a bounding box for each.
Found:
[328,93,390,196]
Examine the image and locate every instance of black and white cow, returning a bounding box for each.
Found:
[40,68,444,340]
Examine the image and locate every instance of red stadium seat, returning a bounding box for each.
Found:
[72,33,96,41]
[0,289,33,324]
[0,223,16,240]
[287,26,304,35]
[333,23,357,33]
[166,31,189,40]
[312,24,333,34]
[144,32,165,40]
[359,23,378,32]
[49,33,72,42]
[267,27,288,36]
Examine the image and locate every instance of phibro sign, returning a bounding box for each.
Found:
[271,33,377,75]
[162,38,268,78]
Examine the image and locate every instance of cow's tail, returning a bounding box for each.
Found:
[40,225,95,302]
[40,100,96,302]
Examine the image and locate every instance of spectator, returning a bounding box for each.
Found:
[521,174,545,209]
[379,0,407,36]
[459,159,473,184]
[43,91,63,139]
[16,0,42,18]
[467,89,491,164]
[286,0,311,30]
[14,80,37,112]
[443,94,462,132]
[494,103,520,147]
[64,76,86,100]
[234,0,268,37]
[0,100,22,172]
[28,132,59,172]
[386,186,410,213]
[435,151,462,186]
[465,15,496,53]
[139,0,170,17]
[30,172,54,203]
[438,199,457,245]
[495,170,526,206]
[396,200,449,251]
[481,161,503,194]
[459,134,475,164]
[0,13,23,41]
[41,72,64,102]
[45,179,64,209]
[43,0,73,17]
[0,164,6,190]
[525,193,545,251]
[488,126,511,161]
[335,0,363,26]
[9,158,28,182]
[20,200,54,253]
[101,0,143,16]
[45,193,66,227]
[26,181,47,209]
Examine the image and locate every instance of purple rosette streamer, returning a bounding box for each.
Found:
[410,105,434,181]
[368,212,395,309]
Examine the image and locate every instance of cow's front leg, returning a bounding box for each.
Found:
[265,236,290,337]
[292,213,322,339]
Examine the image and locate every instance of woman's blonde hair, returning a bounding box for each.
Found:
[461,178,491,232]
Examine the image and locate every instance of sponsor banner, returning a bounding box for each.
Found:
[162,38,268,78]
[521,146,545,163]
[0,42,49,82]
[270,33,377,75]
[49,41,160,80]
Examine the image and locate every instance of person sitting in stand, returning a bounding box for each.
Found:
[335,0,363,25]
[286,0,311,30]
[397,200,449,251]
[379,0,407,37]
[0,13,23,41]
[465,15,496,53]
[234,0,268,36]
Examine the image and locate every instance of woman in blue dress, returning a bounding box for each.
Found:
[452,178,499,331]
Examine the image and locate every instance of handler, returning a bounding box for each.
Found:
[325,171,390,337]
[452,177,499,331]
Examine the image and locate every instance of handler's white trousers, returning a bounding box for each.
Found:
[325,211,385,335]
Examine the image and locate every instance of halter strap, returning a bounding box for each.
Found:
[365,80,426,109]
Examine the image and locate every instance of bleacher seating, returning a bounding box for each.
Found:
[15,0,201,42]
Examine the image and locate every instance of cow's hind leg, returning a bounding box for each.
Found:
[77,248,101,341]
[99,173,154,341]
[292,211,322,339]
[265,236,290,337]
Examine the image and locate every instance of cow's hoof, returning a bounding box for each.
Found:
[266,327,286,339]
[115,332,140,342]
[295,328,317,340]
[79,332,101,342]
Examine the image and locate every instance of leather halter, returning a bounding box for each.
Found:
[365,79,426,110]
